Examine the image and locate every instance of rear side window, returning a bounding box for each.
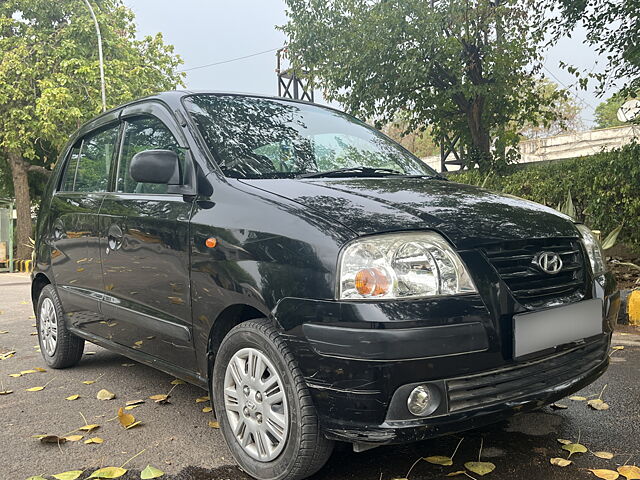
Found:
[59,126,118,192]
[116,116,182,194]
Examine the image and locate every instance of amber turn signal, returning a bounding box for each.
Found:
[205,237,217,248]
[354,267,389,296]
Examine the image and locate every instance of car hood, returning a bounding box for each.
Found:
[239,177,578,249]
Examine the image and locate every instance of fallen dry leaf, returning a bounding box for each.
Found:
[550,403,569,410]
[588,399,610,411]
[593,452,615,460]
[40,435,67,444]
[611,346,625,351]
[117,407,136,428]
[82,380,96,385]
[618,466,640,480]
[20,369,37,374]
[84,437,103,444]
[96,389,116,400]
[424,456,454,466]
[26,386,45,392]
[64,435,84,442]
[589,469,620,480]
[66,394,80,401]
[0,389,13,395]
[195,396,210,403]
[52,471,84,480]
[34,367,46,372]
[208,421,220,429]
[550,458,572,467]
[446,472,466,477]
[140,465,165,479]
[78,424,100,432]
[569,395,587,401]
[121,363,135,367]
[126,399,145,407]
[149,394,170,404]
[0,330,8,334]
[202,406,213,413]
[563,443,588,458]
[170,379,185,385]
[557,439,573,445]
[464,462,496,476]
[88,466,127,478]
[9,373,22,378]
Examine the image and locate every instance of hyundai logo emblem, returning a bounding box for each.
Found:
[533,251,563,274]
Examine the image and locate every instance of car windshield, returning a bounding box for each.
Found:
[183,94,438,179]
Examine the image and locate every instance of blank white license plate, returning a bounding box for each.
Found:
[513,299,603,358]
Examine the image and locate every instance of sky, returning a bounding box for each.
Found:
[125,0,614,127]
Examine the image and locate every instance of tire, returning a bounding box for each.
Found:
[36,284,84,368]
[212,319,334,480]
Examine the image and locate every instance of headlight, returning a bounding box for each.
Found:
[576,224,606,275]
[338,232,477,300]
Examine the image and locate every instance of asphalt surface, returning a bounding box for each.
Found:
[1,272,639,480]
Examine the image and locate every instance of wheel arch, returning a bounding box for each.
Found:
[31,272,52,313]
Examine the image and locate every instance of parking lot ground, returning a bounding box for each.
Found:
[1,272,639,480]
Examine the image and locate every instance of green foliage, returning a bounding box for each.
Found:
[450,143,640,246]
[0,0,184,160]
[281,0,558,174]
[594,94,626,129]
[546,0,640,96]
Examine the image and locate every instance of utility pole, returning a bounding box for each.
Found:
[83,0,107,112]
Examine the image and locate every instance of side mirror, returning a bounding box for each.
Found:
[130,149,181,185]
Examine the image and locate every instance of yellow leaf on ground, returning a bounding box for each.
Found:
[79,424,100,432]
[26,476,48,480]
[424,456,454,466]
[563,443,588,458]
[66,394,80,401]
[82,380,96,385]
[618,465,640,480]
[589,469,620,480]
[611,346,625,350]
[0,390,13,395]
[208,421,220,429]
[0,330,8,334]
[140,465,165,479]
[117,407,135,428]
[30,331,38,335]
[34,367,46,372]
[125,421,142,430]
[26,386,45,392]
[195,396,210,403]
[125,399,145,406]
[465,462,496,476]
[88,466,127,478]
[124,405,139,411]
[557,439,573,445]
[550,403,569,410]
[202,407,213,413]
[20,369,37,374]
[170,379,185,385]
[446,472,467,477]
[149,394,170,404]
[121,363,135,367]
[64,435,84,442]
[550,458,572,467]
[569,396,587,401]
[52,471,84,480]
[9,373,22,377]
[84,437,104,444]
[588,399,610,410]
[593,452,615,459]
[96,389,116,400]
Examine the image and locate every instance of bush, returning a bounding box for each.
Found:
[448,143,640,246]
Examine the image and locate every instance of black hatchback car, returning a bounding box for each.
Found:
[32,91,620,480]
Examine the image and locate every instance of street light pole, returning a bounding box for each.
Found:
[82,0,107,112]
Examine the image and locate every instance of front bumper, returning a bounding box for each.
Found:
[274,272,620,445]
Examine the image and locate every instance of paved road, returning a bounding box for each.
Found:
[1,272,639,480]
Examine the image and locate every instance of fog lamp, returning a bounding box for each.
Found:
[407,385,439,416]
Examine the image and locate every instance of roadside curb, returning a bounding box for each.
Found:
[619,289,640,326]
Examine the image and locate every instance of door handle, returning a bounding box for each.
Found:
[107,224,124,252]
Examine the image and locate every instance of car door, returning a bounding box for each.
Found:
[49,121,120,330]
[98,102,196,370]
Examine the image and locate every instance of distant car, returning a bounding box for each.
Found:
[32,91,620,480]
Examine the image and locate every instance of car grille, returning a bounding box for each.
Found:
[446,340,606,413]
[482,238,587,305]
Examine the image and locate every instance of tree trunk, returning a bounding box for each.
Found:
[7,151,33,260]
[465,96,492,171]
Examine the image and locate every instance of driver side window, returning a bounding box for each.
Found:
[117,116,182,194]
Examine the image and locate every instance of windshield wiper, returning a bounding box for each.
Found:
[297,166,407,179]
